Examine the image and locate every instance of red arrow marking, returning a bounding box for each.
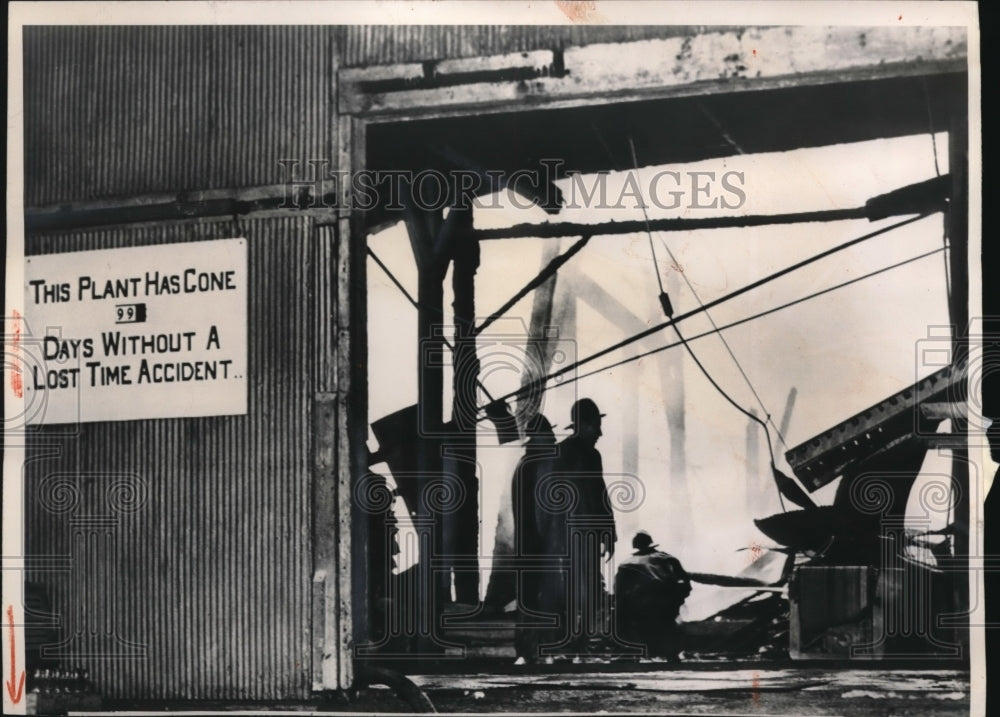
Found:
[6,605,25,704]
[9,310,23,399]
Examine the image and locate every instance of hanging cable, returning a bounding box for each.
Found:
[627,137,788,449]
[644,218,667,295]
[627,137,787,507]
[657,232,786,451]
[941,218,952,307]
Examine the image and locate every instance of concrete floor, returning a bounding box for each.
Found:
[91,664,971,716]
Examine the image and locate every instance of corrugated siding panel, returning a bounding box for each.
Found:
[341,24,735,66]
[24,216,320,700]
[22,25,737,205]
[24,26,335,206]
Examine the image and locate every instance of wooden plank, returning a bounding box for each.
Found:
[330,112,368,691]
[436,49,557,77]
[311,571,327,691]
[473,175,948,241]
[950,110,970,354]
[311,105,342,695]
[924,434,971,449]
[340,26,967,117]
[340,62,424,84]
[312,394,340,689]
[342,49,556,83]
[404,667,969,696]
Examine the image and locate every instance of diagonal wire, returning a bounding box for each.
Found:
[627,136,789,448]
[697,100,746,155]
[473,234,592,336]
[480,211,931,411]
[474,244,944,429]
[561,246,946,394]
[648,229,666,294]
[367,246,418,308]
[367,246,497,403]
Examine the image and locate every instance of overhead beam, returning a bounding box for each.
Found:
[474,207,865,242]
[472,175,949,241]
[340,26,966,118]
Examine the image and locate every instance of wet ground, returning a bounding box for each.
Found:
[94,663,971,716]
[398,665,970,715]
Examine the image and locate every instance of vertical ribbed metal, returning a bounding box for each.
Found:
[21,25,730,206]
[24,216,319,700]
[340,25,726,66]
[24,26,335,206]
[313,224,338,394]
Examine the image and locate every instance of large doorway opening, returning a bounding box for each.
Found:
[345,53,969,671]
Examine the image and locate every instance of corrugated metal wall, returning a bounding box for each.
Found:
[23,25,730,208]
[23,26,336,206]
[24,215,331,700]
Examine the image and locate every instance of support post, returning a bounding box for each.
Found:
[449,206,481,605]
[405,202,449,611]
[948,113,970,644]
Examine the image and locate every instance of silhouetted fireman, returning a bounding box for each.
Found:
[556,398,617,649]
[614,531,691,660]
[511,413,558,662]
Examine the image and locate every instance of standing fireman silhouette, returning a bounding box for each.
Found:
[556,398,617,652]
[511,413,559,663]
